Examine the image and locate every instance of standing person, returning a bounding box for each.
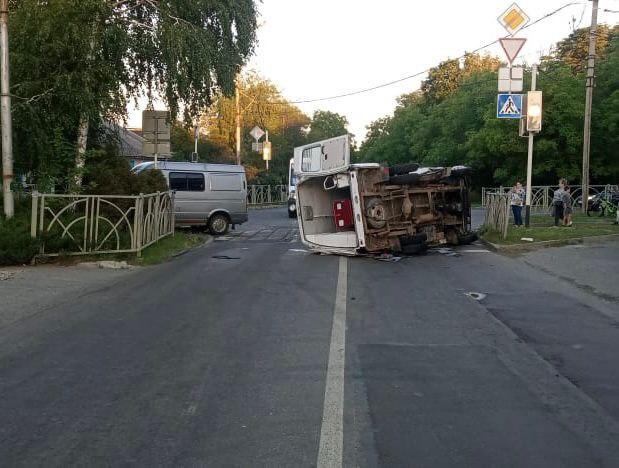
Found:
[562,185,573,226]
[552,179,566,227]
[509,181,525,227]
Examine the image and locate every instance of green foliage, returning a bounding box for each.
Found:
[134,170,169,195]
[170,122,231,164]
[83,146,168,195]
[359,39,619,189]
[307,110,350,143]
[9,0,258,187]
[205,72,311,183]
[0,216,40,265]
[553,24,616,74]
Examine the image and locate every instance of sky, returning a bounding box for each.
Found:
[128,0,617,141]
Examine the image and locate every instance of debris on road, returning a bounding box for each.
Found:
[431,247,461,257]
[374,253,403,262]
[79,261,133,270]
[212,255,241,260]
[0,270,18,281]
[464,291,487,301]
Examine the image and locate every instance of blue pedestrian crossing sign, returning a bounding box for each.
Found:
[497,93,523,119]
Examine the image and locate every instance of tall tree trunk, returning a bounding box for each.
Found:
[74,114,89,188]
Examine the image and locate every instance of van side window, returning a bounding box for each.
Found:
[169,172,205,192]
[187,173,205,191]
[210,173,242,191]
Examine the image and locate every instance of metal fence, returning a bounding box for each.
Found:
[30,191,175,256]
[483,193,510,239]
[247,185,287,205]
[481,184,618,212]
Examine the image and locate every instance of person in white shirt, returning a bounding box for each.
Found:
[509,181,525,226]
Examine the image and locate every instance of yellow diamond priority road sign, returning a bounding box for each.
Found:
[498,3,530,36]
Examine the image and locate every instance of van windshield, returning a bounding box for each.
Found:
[131,162,154,174]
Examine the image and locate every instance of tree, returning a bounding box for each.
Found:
[358,41,619,191]
[8,0,258,188]
[307,110,350,143]
[169,122,231,164]
[554,24,615,74]
[203,72,310,182]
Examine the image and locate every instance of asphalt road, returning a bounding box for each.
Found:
[1,207,618,467]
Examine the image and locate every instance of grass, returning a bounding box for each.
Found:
[483,212,619,245]
[135,230,208,266]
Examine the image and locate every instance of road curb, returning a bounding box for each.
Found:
[480,233,619,253]
[248,204,285,210]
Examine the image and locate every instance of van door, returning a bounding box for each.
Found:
[168,171,206,224]
[207,172,246,220]
[294,134,350,177]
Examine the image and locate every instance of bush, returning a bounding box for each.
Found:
[133,169,168,194]
[83,146,168,195]
[0,216,40,265]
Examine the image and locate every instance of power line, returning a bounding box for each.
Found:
[272,1,585,105]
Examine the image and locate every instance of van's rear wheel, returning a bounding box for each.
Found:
[208,213,230,235]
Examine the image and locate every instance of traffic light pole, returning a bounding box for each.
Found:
[524,64,537,227]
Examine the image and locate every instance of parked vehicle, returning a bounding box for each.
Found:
[586,190,619,217]
[293,135,475,256]
[287,158,298,218]
[132,161,248,234]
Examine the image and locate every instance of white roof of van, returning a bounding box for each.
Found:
[135,161,245,173]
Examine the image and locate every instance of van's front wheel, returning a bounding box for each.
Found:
[208,213,230,235]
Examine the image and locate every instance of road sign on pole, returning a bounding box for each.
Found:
[499,37,527,64]
[497,94,523,119]
[498,3,530,36]
[250,126,265,141]
[498,66,523,92]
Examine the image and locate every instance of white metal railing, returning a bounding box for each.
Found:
[30,191,175,256]
[247,185,287,205]
[481,184,617,212]
[483,193,510,239]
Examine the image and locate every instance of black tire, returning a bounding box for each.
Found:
[400,233,427,246]
[401,242,428,255]
[389,163,420,177]
[389,173,421,185]
[288,200,297,218]
[458,232,478,245]
[208,213,230,235]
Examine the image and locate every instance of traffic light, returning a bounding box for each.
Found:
[526,91,542,133]
[262,141,272,161]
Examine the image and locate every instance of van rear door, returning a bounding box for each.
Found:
[294,134,350,177]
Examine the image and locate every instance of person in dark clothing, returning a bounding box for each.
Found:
[552,179,566,227]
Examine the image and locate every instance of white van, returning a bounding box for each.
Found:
[132,161,248,235]
[294,135,475,255]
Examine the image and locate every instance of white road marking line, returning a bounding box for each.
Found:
[288,249,308,253]
[460,249,491,253]
[317,256,348,468]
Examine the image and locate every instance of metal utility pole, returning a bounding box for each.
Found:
[1,0,14,218]
[235,79,241,166]
[581,0,599,213]
[524,64,538,227]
